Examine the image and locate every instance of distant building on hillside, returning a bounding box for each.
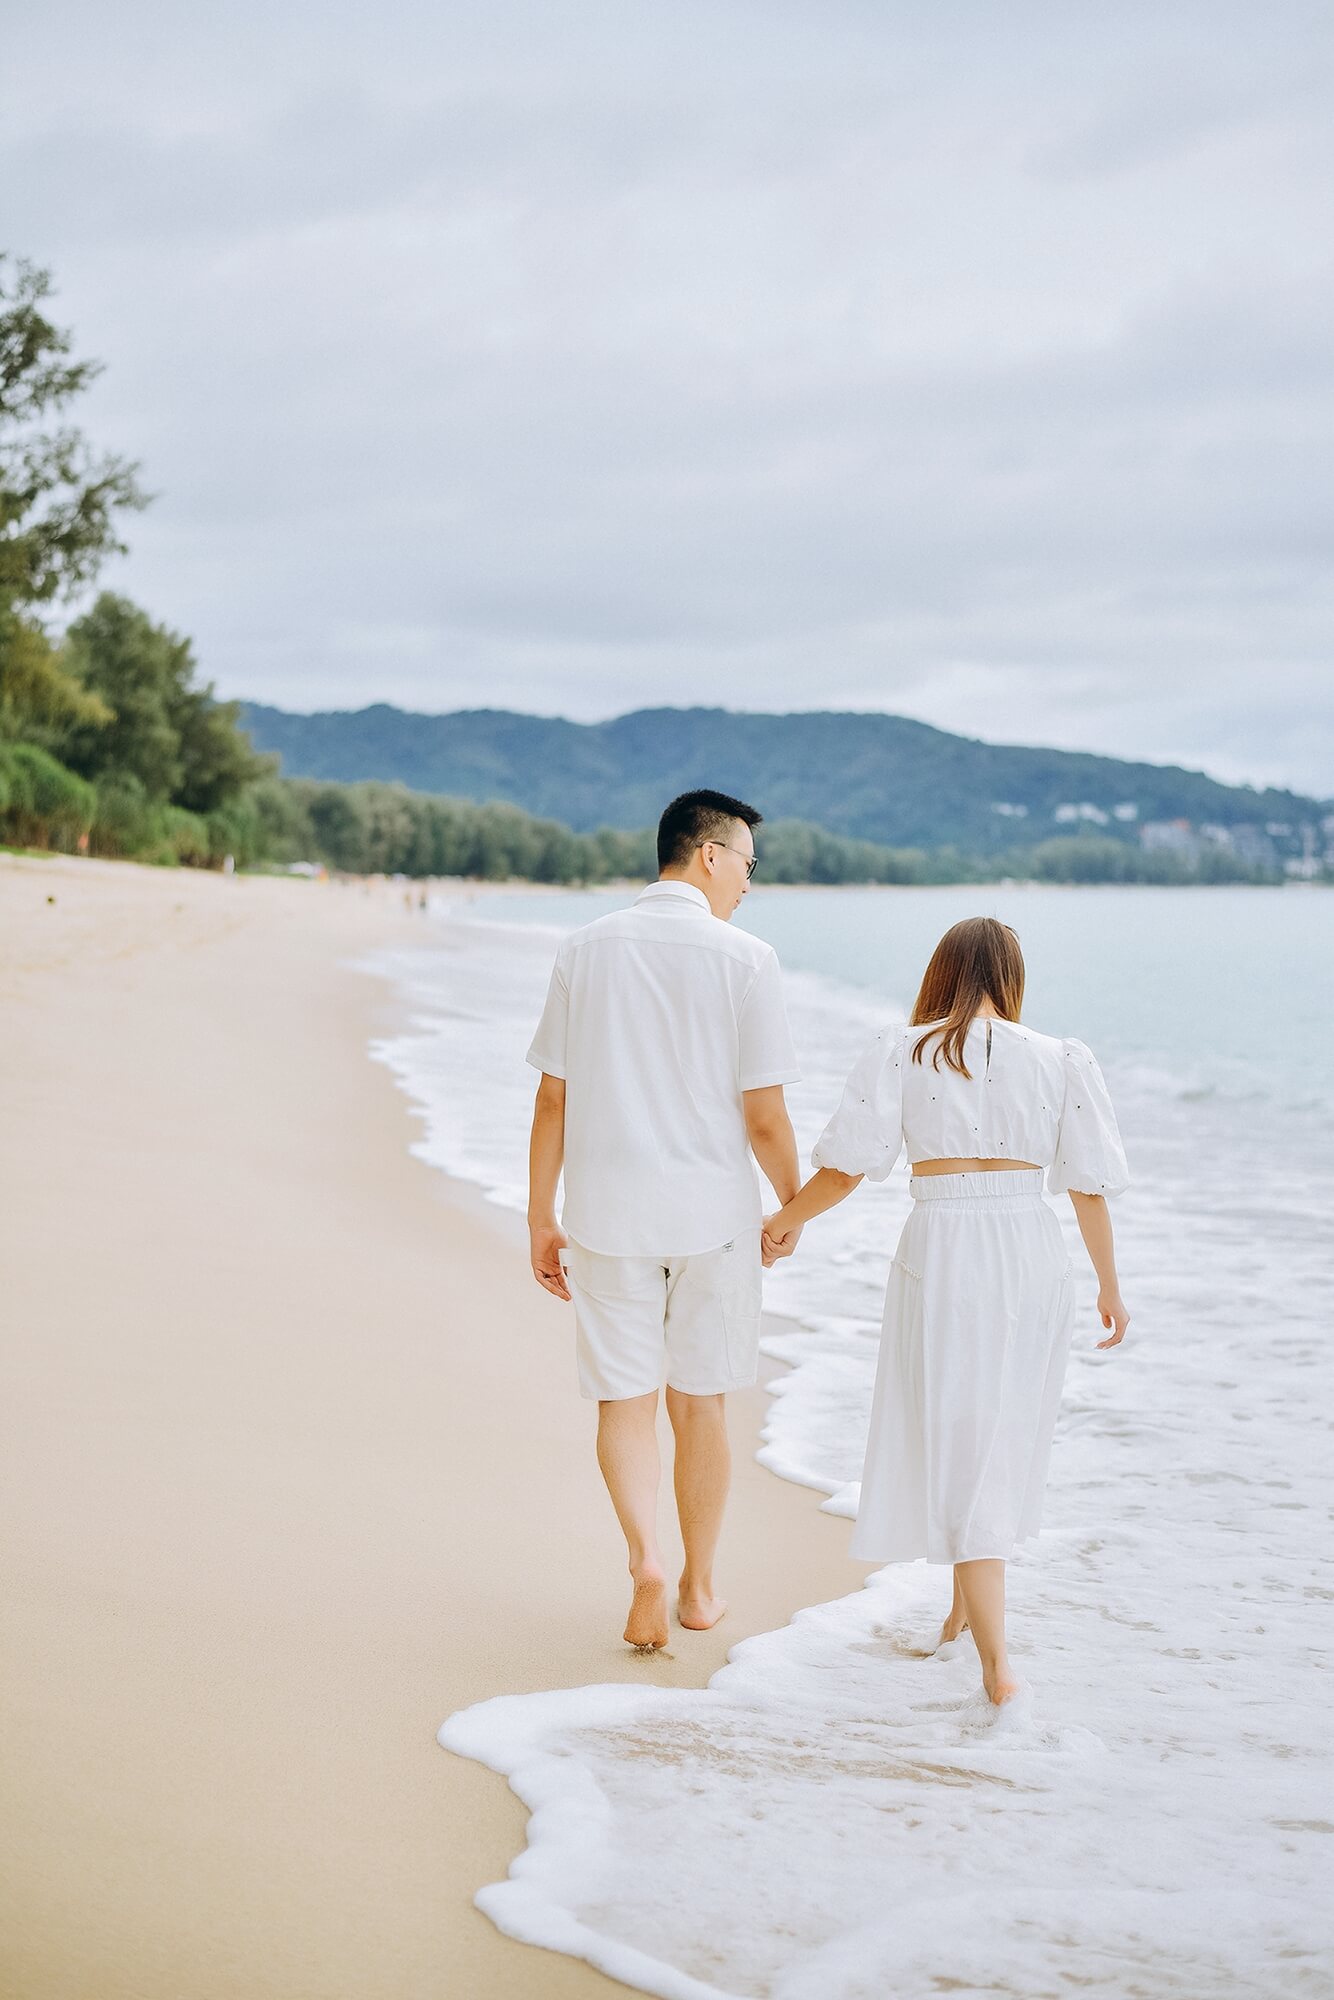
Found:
[990,801,1028,818]
[1053,802,1110,825]
[1229,824,1278,869]
[1140,818,1200,858]
[1285,824,1323,879]
[1112,802,1139,821]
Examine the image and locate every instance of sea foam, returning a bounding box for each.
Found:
[368,888,1334,1998]
[443,1549,1331,1998]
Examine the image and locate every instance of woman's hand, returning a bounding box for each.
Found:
[760,1168,860,1266]
[1069,1195,1129,1350]
[1096,1288,1129,1349]
[762,1212,802,1267]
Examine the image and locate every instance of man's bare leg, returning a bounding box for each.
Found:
[953,1557,1019,1704]
[666,1387,730,1630]
[597,1391,669,1649]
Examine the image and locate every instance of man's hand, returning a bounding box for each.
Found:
[762,1212,801,1267]
[530,1222,571,1301]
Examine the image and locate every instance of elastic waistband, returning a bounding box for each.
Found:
[910,1168,1045,1209]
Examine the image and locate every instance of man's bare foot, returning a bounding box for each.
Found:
[983,1667,1020,1706]
[624,1569,669,1651]
[677,1583,727,1631]
[938,1613,969,1648]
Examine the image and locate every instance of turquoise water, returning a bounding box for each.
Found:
[466,883,1334,1115]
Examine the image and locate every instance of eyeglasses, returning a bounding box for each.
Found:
[697,839,758,879]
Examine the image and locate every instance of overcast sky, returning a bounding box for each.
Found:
[5,0,1332,795]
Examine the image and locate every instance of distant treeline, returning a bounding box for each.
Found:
[254,782,1279,885]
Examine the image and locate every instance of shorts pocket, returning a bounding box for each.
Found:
[720,1253,763,1381]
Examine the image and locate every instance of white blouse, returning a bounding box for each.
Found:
[812,1016,1130,1197]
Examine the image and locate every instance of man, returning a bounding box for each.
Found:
[526,789,802,1650]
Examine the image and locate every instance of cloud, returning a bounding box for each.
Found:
[3,0,1331,792]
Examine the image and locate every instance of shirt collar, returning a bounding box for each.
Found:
[635,880,713,914]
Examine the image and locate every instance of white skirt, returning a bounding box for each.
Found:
[850,1170,1075,1566]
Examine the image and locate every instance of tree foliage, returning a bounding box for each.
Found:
[56,592,268,809]
[0,738,95,847]
[0,607,111,741]
[0,256,148,617]
[0,588,269,863]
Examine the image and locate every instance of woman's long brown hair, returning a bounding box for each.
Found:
[909,917,1025,1077]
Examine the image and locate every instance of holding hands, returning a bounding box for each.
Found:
[762,1167,862,1266]
[762,1209,801,1267]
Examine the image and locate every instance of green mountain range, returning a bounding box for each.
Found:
[239,702,1328,867]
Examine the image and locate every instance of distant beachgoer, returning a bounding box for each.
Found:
[526,790,802,1650]
[763,917,1130,1706]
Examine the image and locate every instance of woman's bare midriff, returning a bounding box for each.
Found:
[911,1158,1043,1176]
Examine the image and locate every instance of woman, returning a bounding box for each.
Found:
[763,917,1130,1706]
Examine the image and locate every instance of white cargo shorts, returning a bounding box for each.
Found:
[560,1230,763,1402]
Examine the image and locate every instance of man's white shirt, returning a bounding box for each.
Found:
[527,880,800,1257]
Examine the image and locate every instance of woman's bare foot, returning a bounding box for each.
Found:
[677,1580,727,1631]
[624,1568,669,1651]
[983,1666,1020,1706]
[940,1572,970,1648]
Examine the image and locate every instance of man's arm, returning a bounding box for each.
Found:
[744,1084,801,1262]
[528,1072,571,1300]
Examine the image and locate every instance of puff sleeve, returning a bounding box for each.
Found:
[811,1026,905,1183]
[1048,1038,1129,1197]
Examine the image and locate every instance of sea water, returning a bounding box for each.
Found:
[369,884,1334,1998]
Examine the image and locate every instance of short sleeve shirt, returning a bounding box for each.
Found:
[527,880,801,1256]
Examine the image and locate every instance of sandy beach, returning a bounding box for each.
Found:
[0,853,863,2000]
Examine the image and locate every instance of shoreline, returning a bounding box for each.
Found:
[429,874,1323,898]
[0,852,866,2000]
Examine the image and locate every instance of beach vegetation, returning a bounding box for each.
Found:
[0,257,272,865]
[0,256,148,619]
[1018,834,1276,886]
[0,739,95,849]
[56,593,270,808]
[0,612,111,740]
[82,769,205,866]
[1,591,273,863]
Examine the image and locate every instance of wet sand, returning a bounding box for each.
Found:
[0,853,862,1999]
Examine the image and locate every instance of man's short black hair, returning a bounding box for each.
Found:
[657,789,762,873]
